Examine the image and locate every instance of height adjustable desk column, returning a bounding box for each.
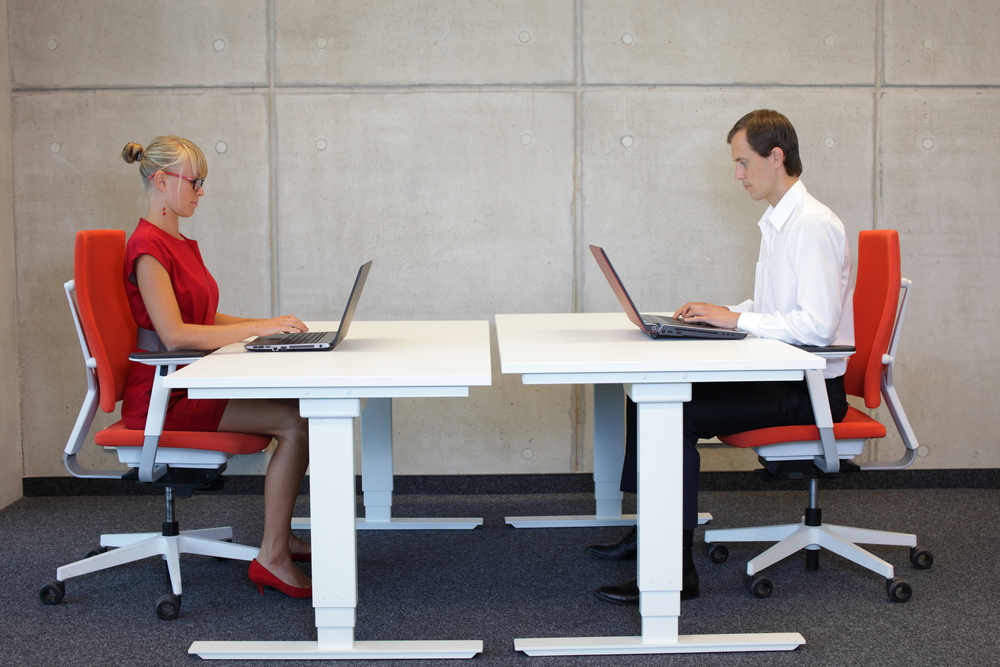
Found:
[504,379,711,529]
[496,312,814,656]
[291,395,482,532]
[164,320,491,660]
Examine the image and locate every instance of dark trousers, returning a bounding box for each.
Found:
[620,376,849,530]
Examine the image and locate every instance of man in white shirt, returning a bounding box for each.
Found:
[589,110,854,606]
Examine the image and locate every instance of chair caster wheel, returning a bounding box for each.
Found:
[707,544,729,564]
[910,546,933,570]
[886,578,911,603]
[85,547,107,559]
[156,593,181,620]
[747,574,773,599]
[39,581,65,605]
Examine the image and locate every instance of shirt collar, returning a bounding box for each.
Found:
[758,179,807,233]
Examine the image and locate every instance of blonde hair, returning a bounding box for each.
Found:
[121,135,208,188]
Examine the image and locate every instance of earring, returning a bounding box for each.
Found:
[162,192,167,216]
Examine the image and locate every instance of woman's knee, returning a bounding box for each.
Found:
[277,411,309,445]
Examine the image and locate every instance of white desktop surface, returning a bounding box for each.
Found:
[495,312,817,655]
[496,312,823,376]
[165,320,491,395]
[164,320,491,660]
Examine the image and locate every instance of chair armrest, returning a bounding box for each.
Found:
[129,350,213,365]
[793,344,856,359]
[803,369,840,474]
[131,350,212,483]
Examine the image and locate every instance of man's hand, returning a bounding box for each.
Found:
[673,302,741,329]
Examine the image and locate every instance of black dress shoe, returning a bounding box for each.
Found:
[593,566,700,606]
[585,525,637,560]
[594,578,639,605]
[681,562,700,601]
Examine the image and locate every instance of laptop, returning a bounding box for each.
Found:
[245,261,372,351]
[589,245,747,340]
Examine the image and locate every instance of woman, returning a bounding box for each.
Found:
[121,135,312,598]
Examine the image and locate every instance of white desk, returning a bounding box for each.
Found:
[164,320,491,661]
[504,376,711,529]
[295,393,482,532]
[495,312,816,656]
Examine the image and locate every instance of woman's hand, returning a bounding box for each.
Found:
[254,315,309,337]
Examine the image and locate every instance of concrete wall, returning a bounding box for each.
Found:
[0,0,22,509]
[8,0,999,481]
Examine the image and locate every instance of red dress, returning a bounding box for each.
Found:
[121,219,229,431]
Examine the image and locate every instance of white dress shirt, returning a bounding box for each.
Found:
[728,180,855,378]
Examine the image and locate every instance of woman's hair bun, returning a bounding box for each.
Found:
[122,142,144,164]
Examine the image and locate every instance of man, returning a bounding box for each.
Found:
[588,109,854,605]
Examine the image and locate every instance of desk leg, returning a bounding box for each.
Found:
[506,383,710,528]
[506,383,630,527]
[594,383,626,520]
[514,383,803,656]
[354,397,483,531]
[360,397,393,523]
[632,384,685,642]
[189,397,482,660]
[306,399,361,650]
[292,398,481,532]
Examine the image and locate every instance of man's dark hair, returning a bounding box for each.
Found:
[727,110,803,178]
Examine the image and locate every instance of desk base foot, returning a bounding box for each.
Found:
[291,517,483,531]
[505,513,712,528]
[514,633,804,656]
[189,640,483,660]
[356,517,483,530]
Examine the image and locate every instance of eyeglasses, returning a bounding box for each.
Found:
[149,171,205,191]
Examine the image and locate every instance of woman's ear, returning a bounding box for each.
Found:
[151,170,166,191]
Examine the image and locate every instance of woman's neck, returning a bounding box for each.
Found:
[144,205,183,239]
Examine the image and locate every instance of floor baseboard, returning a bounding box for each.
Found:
[21,468,1000,497]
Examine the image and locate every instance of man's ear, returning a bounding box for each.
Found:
[769,146,785,170]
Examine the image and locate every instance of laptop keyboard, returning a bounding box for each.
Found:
[644,314,711,328]
[280,331,330,345]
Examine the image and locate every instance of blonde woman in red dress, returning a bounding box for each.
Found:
[122,135,312,598]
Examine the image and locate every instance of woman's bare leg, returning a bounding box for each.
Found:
[218,399,310,589]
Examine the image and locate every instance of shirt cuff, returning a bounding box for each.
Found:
[736,311,762,336]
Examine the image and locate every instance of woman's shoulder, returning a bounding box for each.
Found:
[128,218,160,242]
[129,218,187,246]
[126,219,183,266]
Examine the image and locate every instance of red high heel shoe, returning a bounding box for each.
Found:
[247,559,312,599]
[290,552,311,563]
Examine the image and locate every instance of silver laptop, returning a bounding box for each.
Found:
[590,245,747,340]
[245,261,372,351]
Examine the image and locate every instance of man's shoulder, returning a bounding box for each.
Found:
[796,191,843,225]
[799,190,834,216]
[785,193,847,244]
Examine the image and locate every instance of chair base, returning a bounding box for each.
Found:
[56,527,259,596]
[705,518,917,579]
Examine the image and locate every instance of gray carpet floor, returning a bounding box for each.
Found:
[1,488,996,666]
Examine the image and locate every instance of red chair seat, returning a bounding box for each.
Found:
[719,406,887,449]
[94,421,271,455]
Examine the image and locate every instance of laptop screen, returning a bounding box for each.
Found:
[331,260,372,348]
[589,245,649,331]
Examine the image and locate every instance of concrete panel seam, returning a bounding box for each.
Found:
[12,83,1000,96]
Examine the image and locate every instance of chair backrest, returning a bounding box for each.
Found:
[74,230,137,413]
[843,229,901,409]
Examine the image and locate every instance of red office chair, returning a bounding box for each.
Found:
[39,230,272,620]
[704,229,931,603]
